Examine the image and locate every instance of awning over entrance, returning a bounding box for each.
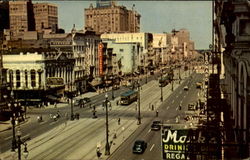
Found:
[89,80,103,87]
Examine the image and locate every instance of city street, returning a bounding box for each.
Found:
[107,73,203,160]
[0,68,204,160]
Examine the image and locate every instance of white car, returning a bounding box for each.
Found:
[184,86,189,91]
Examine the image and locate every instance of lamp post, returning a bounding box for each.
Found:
[104,93,110,155]
[70,82,74,120]
[15,129,29,160]
[137,80,141,125]
[178,66,181,84]
[7,91,18,151]
[145,67,148,84]
[160,70,163,102]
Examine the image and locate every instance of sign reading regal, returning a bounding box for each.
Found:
[162,129,189,160]
[98,43,104,76]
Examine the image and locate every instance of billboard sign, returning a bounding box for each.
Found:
[162,129,189,160]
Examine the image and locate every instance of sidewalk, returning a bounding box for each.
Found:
[0,117,30,133]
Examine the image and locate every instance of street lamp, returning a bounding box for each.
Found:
[70,82,74,120]
[104,93,110,155]
[136,80,141,125]
[14,129,29,160]
[7,91,18,151]
[145,67,148,84]
[160,70,163,102]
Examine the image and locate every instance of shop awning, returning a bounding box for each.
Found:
[89,80,103,87]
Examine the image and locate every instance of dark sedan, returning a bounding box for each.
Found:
[132,140,147,154]
[151,121,161,131]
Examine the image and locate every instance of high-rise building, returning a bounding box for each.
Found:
[84,1,140,34]
[9,0,35,38]
[33,3,58,33]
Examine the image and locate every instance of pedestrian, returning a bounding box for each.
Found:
[156,110,159,117]
[54,102,57,108]
[116,100,119,106]
[151,104,154,111]
[179,105,182,111]
[118,118,121,125]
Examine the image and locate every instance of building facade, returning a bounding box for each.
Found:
[84,2,140,34]
[45,28,101,93]
[33,3,58,33]
[214,0,250,159]
[102,39,140,75]
[9,0,35,38]
[2,50,74,104]
[101,32,153,70]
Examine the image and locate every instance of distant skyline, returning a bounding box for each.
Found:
[41,1,212,49]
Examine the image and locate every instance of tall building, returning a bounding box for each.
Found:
[9,0,35,38]
[84,1,140,34]
[33,3,58,33]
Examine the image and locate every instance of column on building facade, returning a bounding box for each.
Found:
[238,62,247,136]
[28,70,31,89]
[55,67,58,78]
[63,66,66,84]
[36,70,39,88]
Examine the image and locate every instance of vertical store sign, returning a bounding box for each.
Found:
[162,129,189,160]
[98,43,103,76]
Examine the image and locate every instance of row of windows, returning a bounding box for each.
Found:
[8,70,42,88]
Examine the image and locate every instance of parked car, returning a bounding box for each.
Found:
[132,140,147,154]
[151,121,161,131]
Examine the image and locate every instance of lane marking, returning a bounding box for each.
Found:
[147,129,151,133]
[167,106,170,110]
[150,144,155,151]
[172,100,175,104]
[4,136,12,140]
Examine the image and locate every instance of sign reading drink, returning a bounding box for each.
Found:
[162,129,189,160]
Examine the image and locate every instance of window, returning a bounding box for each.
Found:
[119,49,124,52]
[16,70,21,88]
[9,70,13,88]
[25,70,28,88]
[31,69,36,87]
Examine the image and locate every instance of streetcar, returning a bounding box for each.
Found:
[120,90,138,105]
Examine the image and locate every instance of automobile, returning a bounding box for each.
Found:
[151,121,161,131]
[188,103,196,111]
[132,140,147,154]
[113,85,120,90]
[75,97,91,107]
[184,86,189,91]
[196,82,202,89]
[82,97,91,103]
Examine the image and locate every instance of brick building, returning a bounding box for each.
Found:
[9,0,35,38]
[84,1,140,34]
[33,3,58,33]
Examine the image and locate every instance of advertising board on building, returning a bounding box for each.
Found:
[162,129,189,160]
[98,43,103,76]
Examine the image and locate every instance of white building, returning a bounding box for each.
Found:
[101,32,153,68]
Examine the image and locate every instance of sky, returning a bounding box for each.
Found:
[40,1,212,49]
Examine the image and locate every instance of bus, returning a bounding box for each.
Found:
[159,75,171,87]
[120,90,138,105]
